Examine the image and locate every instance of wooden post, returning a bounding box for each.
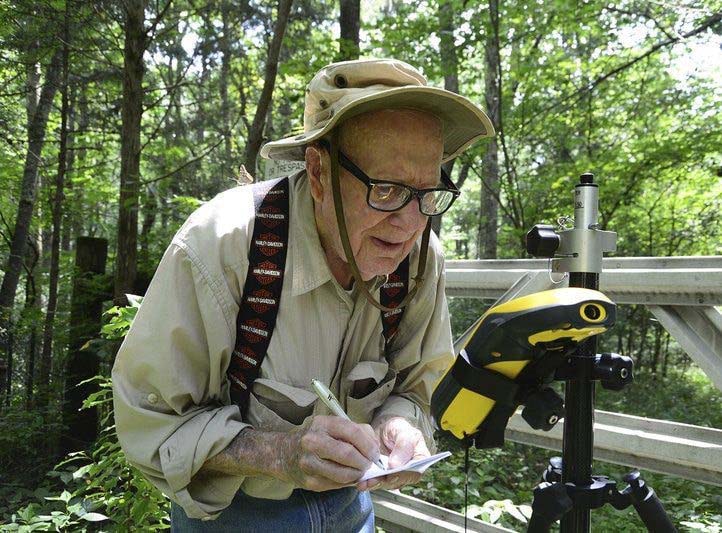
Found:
[0,356,7,407]
[61,236,108,454]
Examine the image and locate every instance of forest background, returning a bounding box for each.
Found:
[0,0,721,531]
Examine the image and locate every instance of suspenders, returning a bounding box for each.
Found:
[227,177,409,415]
[227,178,290,411]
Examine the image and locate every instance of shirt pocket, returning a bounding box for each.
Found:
[247,379,317,431]
[345,360,397,424]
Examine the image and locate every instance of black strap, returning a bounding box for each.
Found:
[449,353,522,448]
[450,354,520,406]
[380,256,409,349]
[228,178,290,415]
[474,404,517,449]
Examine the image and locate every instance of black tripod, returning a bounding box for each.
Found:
[524,173,676,532]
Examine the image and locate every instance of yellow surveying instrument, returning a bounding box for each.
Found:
[432,287,616,447]
[431,173,676,532]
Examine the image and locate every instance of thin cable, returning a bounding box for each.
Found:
[548,257,568,285]
[464,443,470,532]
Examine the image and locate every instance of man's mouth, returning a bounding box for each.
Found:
[371,236,405,251]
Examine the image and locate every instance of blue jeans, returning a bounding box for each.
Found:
[171,487,374,533]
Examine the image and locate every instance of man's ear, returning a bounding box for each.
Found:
[305,144,326,203]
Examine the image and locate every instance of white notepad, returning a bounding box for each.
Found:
[360,451,452,482]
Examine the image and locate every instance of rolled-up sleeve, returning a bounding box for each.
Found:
[373,246,454,452]
[112,242,249,519]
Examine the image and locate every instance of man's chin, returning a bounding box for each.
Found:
[359,258,405,281]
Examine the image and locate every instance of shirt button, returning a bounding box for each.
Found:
[147,393,158,404]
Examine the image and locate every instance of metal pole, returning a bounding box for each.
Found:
[561,174,601,532]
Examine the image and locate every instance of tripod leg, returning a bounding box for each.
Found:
[624,472,677,533]
[528,482,573,533]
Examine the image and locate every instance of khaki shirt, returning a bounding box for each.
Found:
[112,172,454,519]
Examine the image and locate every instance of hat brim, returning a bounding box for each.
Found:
[259,86,495,163]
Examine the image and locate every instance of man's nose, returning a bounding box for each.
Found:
[391,199,427,232]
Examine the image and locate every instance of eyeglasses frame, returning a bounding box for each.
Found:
[317,140,460,217]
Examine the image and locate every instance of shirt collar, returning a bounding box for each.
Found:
[290,172,336,296]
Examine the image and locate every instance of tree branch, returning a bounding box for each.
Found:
[523,11,722,130]
[141,135,225,185]
[145,0,173,41]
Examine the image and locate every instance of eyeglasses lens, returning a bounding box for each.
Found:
[369,184,411,210]
[420,190,454,215]
[368,184,455,216]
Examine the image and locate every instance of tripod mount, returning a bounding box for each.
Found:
[525,173,676,532]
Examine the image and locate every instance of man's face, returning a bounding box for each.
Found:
[307,109,444,287]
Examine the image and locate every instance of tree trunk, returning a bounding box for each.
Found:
[16,229,41,408]
[61,81,78,252]
[433,0,460,237]
[61,237,108,454]
[478,0,500,259]
[23,268,39,409]
[114,0,147,305]
[651,322,662,379]
[139,186,157,269]
[338,0,360,60]
[0,50,62,368]
[661,332,671,378]
[243,0,294,175]
[637,310,649,371]
[39,11,72,407]
[220,0,233,179]
[25,59,41,128]
[2,332,10,407]
[626,308,637,368]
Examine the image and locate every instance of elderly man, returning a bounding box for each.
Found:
[112,58,493,531]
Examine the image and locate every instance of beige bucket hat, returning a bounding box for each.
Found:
[260,58,494,163]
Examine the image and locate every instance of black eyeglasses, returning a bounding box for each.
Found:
[335,150,460,217]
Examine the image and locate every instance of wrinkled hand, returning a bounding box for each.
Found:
[356,416,430,492]
[279,415,380,492]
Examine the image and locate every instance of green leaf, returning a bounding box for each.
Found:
[79,512,108,522]
[463,504,485,519]
[44,491,71,503]
[72,465,92,480]
[503,500,528,523]
[17,505,37,521]
[126,294,144,307]
[66,502,85,517]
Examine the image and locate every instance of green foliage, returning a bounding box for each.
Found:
[0,379,170,532]
[99,295,142,341]
[597,367,722,429]
[0,406,65,486]
[1,304,170,532]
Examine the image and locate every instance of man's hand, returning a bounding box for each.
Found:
[278,415,381,492]
[356,416,430,491]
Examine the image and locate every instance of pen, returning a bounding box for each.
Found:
[311,379,385,470]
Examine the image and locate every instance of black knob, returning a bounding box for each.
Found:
[522,387,565,431]
[526,224,560,257]
[597,353,634,391]
[580,173,594,184]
